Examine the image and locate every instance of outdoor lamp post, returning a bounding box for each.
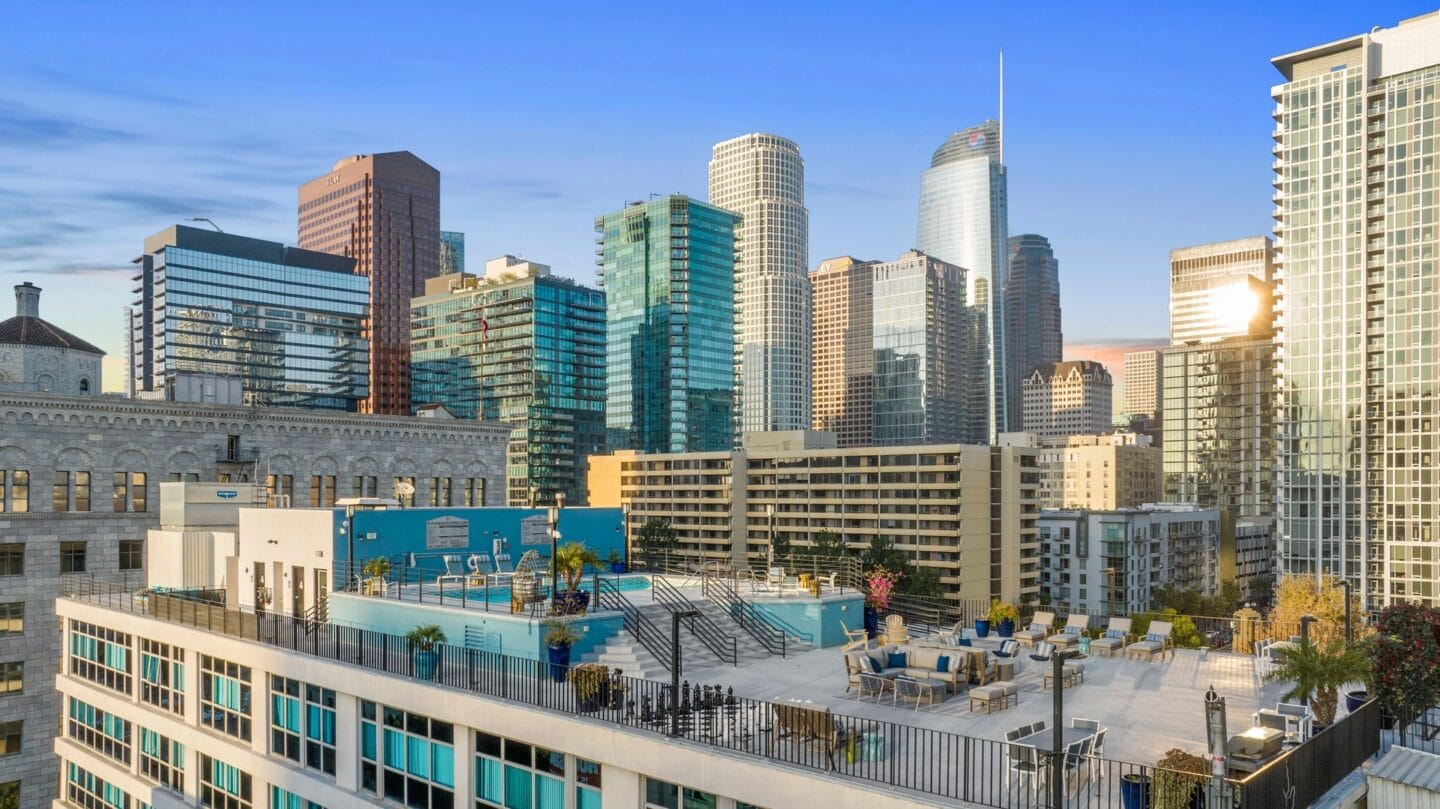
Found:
[669,609,701,737]
[1204,685,1231,809]
[1299,613,1317,646]
[1050,647,1079,809]
[548,492,566,605]
[1338,579,1354,646]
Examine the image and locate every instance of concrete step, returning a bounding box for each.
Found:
[691,600,815,657]
[578,632,668,680]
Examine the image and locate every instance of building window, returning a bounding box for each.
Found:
[200,655,252,741]
[0,470,32,513]
[576,758,602,809]
[0,545,18,576]
[309,476,337,507]
[430,477,452,507]
[266,475,295,505]
[360,701,454,809]
[0,721,17,757]
[0,603,19,636]
[112,472,148,513]
[270,786,325,809]
[463,478,486,507]
[140,728,185,791]
[269,677,333,775]
[67,762,137,809]
[0,781,15,809]
[0,662,20,695]
[69,620,131,694]
[474,731,566,809]
[61,541,87,573]
[392,477,416,508]
[53,470,91,512]
[200,754,253,809]
[352,476,378,498]
[140,639,184,715]
[120,540,144,571]
[644,779,716,809]
[66,697,130,764]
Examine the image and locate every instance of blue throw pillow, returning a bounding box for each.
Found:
[958,637,973,647]
[1146,633,1165,643]
[1030,622,1047,632]
[1106,629,1127,639]
[935,655,950,673]
[867,655,884,674]
[888,652,908,669]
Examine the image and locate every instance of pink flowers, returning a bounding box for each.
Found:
[864,567,901,611]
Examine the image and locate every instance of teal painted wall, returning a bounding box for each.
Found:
[750,594,864,648]
[328,593,623,661]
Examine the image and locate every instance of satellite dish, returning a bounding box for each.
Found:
[393,481,415,497]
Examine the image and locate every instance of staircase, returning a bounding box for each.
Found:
[577,632,668,680]
[690,600,810,660]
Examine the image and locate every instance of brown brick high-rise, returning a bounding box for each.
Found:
[299,152,440,414]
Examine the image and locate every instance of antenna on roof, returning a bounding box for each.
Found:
[998,47,1005,164]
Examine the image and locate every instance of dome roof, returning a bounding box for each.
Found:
[0,315,105,355]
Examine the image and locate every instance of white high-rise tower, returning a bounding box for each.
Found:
[709,133,811,440]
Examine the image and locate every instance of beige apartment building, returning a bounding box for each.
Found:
[588,430,1040,606]
[810,256,878,447]
[1026,432,1163,510]
[1021,360,1113,440]
[1122,350,1162,419]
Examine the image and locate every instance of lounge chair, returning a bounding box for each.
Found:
[465,554,492,585]
[1127,621,1174,661]
[879,614,910,646]
[1048,614,1091,649]
[769,703,848,769]
[840,621,871,652]
[436,555,467,587]
[1016,611,1055,647]
[1089,617,1132,658]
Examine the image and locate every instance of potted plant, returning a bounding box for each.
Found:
[1264,637,1370,727]
[553,542,600,614]
[568,663,611,712]
[544,619,580,683]
[862,568,900,639]
[1152,748,1207,809]
[360,557,391,595]
[989,600,1019,638]
[607,548,627,575]
[406,624,446,681]
[1120,773,1151,809]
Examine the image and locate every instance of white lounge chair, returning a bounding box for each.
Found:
[1016,612,1054,647]
[1127,621,1174,661]
[436,555,467,586]
[1047,614,1091,649]
[1089,617,1132,658]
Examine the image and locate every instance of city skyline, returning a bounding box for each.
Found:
[5,2,1431,398]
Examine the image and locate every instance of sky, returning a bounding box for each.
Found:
[0,0,1432,398]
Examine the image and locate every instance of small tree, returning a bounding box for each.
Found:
[810,529,848,559]
[1371,603,1440,726]
[405,624,447,652]
[1266,574,1359,648]
[1266,638,1370,726]
[768,531,792,564]
[636,518,678,559]
[553,542,600,593]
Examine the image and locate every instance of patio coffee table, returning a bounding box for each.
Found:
[1017,726,1094,753]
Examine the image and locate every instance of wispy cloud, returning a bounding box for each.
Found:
[95,190,273,219]
[0,100,135,148]
[468,173,566,201]
[12,261,132,277]
[18,65,194,108]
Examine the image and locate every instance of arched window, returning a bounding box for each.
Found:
[79,378,90,393]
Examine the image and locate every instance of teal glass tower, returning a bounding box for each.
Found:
[410,257,605,506]
[595,196,738,453]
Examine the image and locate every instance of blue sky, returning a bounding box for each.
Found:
[0,1,1430,392]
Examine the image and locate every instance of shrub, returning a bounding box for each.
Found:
[1371,603,1440,725]
[544,619,581,647]
[1152,748,1207,809]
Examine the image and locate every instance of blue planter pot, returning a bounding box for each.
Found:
[974,619,991,638]
[863,607,880,639]
[997,618,1015,638]
[1120,774,1150,809]
[547,644,572,683]
[610,562,627,574]
[413,650,438,681]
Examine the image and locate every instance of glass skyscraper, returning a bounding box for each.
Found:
[1272,14,1440,606]
[130,225,369,410]
[916,120,1009,442]
[439,231,465,275]
[595,196,738,453]
[1004,234,1062,433]
[410,257,605,506]
[872,250,973,445]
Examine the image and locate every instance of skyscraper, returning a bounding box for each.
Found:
[810,256,877,447]
[872,250,975,446]
[439,230,465,275]
[917,120,1008,442]
[1272,13,1440,605]
[708,133,810,440]
[298,151,440,415]
[1021,360,1113,440]
[1122,350,1162,419]
[130,225,370,410]
[1162,237,1277,520]
[410,257,606,506]
[595,195,738,453]
[1004,234,1062,432]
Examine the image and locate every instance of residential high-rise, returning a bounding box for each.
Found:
[810,256,877,447]
[1021,360,1113,440]
[298,151,441,415]
[917,120,1008,442]
[1122,350,1162,420]
[439,230,465,275]
[1004,234,1063,432]
[1271,13,1440,605]
[130,225,370,410]
[595,196,738,454]
[1162,237,1277,520]
[410,257,607,506]
[1029,432,1163,511]
[709,133,811,440]
[872,250,977,445]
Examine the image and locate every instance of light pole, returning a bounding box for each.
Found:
[1338,579,1354,646]
[669,609,700,737]
[766,503,776,570]
[547,492,566,606]
[1050,648,1078,809]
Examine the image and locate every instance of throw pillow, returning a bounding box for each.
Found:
[1146,633,1165,643]
[887,652,908,669]
[935,655,950,673]
[1030,622,1046,632]
[1105,628,1127,639]
[958,637,973,647]
[867,655,884,674]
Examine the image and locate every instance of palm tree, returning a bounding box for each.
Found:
[405,624,447,652]
[554,542,600,593]
[1264,638,1370,726]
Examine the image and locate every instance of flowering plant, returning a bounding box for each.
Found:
[1371,603,1440,724]
[863,567,901,611]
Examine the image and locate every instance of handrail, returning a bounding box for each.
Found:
[650,576,738,666]
[703,573,787,657]
[595,578,672,671]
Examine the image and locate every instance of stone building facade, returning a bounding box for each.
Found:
[0,282,104,396]
[0,392,507,809]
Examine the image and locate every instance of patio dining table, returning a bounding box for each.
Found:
[1015,726,1094,753]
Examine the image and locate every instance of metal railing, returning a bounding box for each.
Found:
[702,574,787,657]
[651,575,738,666]
[596,578,673,671]
[61,581,1380,808]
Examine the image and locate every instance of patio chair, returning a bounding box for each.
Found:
[994,639,1020,658]
[436,555,467,587]
[1005,742,1042,796]
[1048,614,1091,649]
[1254,709,1288,733]
[1072,717,1102,732]
[880,614,910,646]
[465,554,492,585]
[818,572,839,591]
[1029,720,1047,735]
[857,672,892,703]
[966,649,997,686]
[893,676,941,710]
[1089,617,1132,658]
[1005,726,1025,742]
[1088,728,1108,786]
[1127,621,1174,661]
[1028,641,1056,665]
[766,566,786,587]
[844,652,866,693]
[1276,702,1315,742]
[1016,611,1055,647]
[769,703,847,770]
[1062,737,1091,794]
[493,553,516,576]
[840,621,871,652]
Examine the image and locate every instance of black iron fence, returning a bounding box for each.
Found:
[1230,698,1381,807]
